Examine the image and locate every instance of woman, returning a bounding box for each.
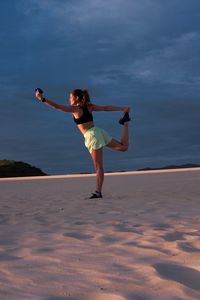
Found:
[35,88,130,199]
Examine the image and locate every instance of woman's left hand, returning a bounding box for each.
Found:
[124,106,130,112]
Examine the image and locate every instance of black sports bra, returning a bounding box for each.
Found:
[73,106,93,125]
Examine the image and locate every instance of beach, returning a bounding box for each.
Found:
[0,168,200,300]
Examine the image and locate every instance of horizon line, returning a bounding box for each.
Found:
[0,167,200,182]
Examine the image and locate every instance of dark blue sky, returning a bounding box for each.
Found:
[1,0,200,174]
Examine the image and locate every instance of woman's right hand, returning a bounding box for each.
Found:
[35,89,43,101]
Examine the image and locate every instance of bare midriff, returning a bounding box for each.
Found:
[77,121,95,135]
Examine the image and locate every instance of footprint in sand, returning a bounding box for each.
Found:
[136,244,171,255]
[0,238,17,246]
[114,223,143,235]
[0,214,9,225]
[34,215,50,226]
[0,251,22,261]
[32,247,54,254]
[125,241,138,247]
[73,221,89,225]
[99,235,122,244]
[112,263,133,273]
[186,231,200,237]
[153,223,171,231]
[166,213,179,219]
[162,231,186,242]
[63,231,93,241]
[132,224,143,228]
[177,242,200,253]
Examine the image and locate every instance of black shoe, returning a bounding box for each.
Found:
[89,191,103,199]
[119,112,131,125]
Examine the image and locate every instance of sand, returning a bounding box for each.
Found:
[0,168,200,300]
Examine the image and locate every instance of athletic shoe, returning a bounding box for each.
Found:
[119,112,131,125]
[89,191,103,199]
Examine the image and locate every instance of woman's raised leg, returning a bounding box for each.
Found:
[107,122,129,151]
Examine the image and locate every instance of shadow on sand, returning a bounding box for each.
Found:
[154,262,200,291]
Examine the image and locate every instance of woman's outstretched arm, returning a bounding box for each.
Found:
[40,98,73,112]
[91,104,130,112]
[35,91,77,113]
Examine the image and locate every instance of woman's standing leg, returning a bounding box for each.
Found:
[91,148,104,195]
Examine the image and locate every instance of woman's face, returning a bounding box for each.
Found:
[69,93,76,105]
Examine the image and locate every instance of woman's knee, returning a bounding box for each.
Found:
[97,165,104,173]
[95,163,104,173]
[107,139,129,152]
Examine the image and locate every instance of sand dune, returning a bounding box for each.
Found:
[0,168,200,300]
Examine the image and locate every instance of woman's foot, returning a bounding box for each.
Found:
[89,191,103,199]
[119,112,131,125]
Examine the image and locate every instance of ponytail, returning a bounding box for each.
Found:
[82,89,90,107]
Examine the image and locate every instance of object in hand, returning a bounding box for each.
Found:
[35,88,43,94]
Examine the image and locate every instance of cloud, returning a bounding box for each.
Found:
[15,0,168,40]
[127,32,200,85]
[2,0,200,98]
[90,31,200,91]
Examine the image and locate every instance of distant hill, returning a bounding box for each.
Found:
[0,160,47,178]
[138,163,200,171]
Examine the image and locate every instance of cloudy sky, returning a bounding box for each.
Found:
[1,0,200,174]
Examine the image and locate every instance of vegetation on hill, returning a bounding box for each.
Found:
[138,163,200,171]
[0,160,47,178]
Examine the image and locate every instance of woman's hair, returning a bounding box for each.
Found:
[71,89,91,107]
